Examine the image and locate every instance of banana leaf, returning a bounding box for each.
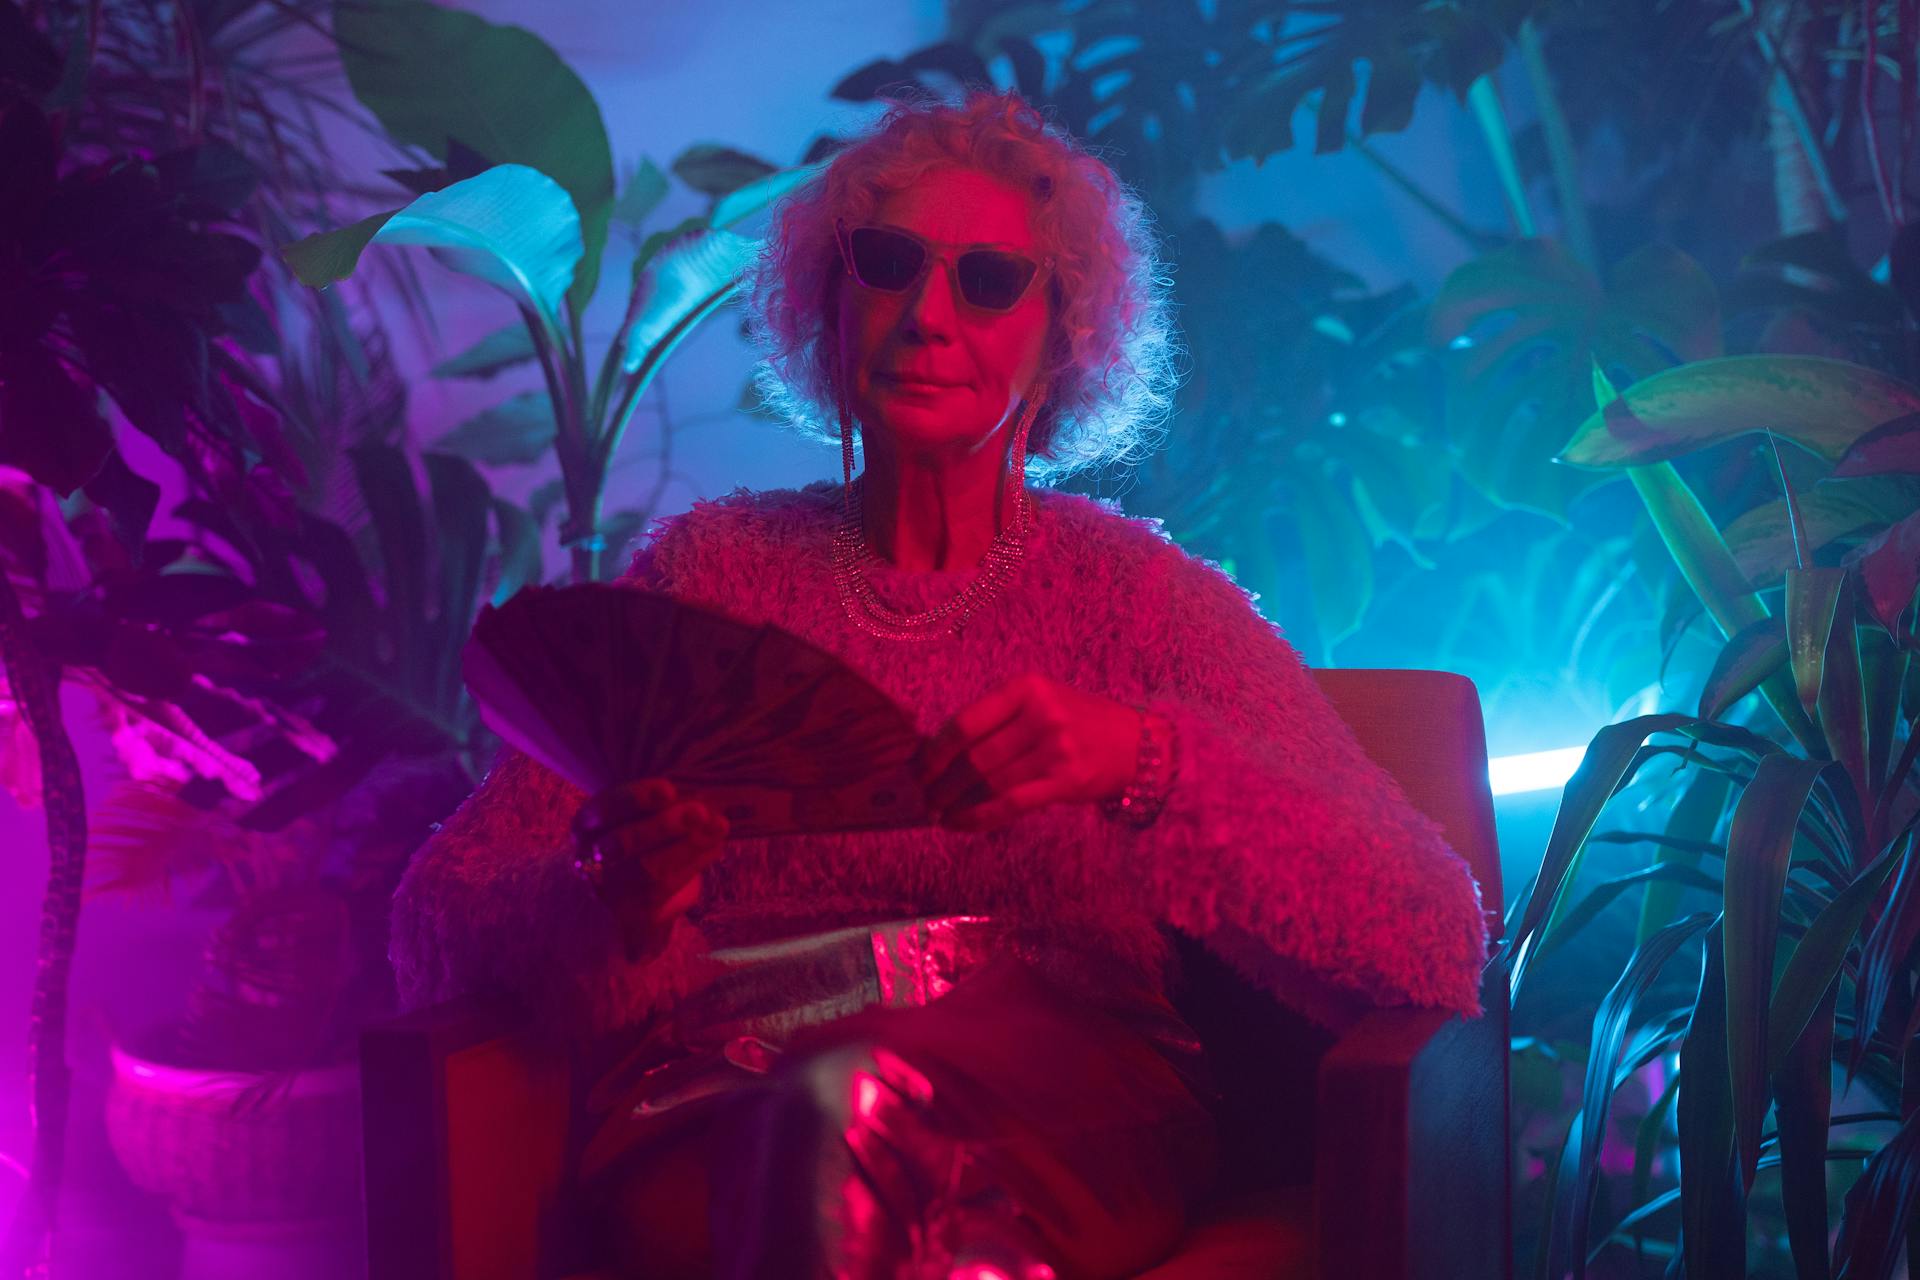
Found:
[333,0,615,316]
[429,392,555,466]
[618,227,757,379]
[431,324,538,381]
[282,165,582,354]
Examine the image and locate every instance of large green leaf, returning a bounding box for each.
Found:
[670,143,775,197]
[429,392,556,466]
[611,158,669,233]
[1723,755,1839,1190]
[431,324,538,381]
[1429,242,1718,518]
[1559,356,1920,469]
[282,165,582,351]
[332,0,614,315]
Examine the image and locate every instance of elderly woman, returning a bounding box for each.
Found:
[391,92,1488,1279]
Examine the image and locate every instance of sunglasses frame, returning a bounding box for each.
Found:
[835,219,1053,315]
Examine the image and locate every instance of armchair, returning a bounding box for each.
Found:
[362,668,1510,1279]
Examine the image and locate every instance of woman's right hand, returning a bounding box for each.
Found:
[572,778,729,962]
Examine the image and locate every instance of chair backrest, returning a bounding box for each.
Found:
[1175,668,1503,1192]
[1308,668,1503,930]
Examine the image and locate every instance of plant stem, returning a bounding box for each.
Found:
[1466,73,1537,237]
[1345,131,1493,252]
[1741,0,1851,228]
[0,571,86,1279]
[1517,17,1599,272]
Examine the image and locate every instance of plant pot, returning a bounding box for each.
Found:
[104,1031,364,1280]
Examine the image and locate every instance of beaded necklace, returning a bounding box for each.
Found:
[830,473,1032,642]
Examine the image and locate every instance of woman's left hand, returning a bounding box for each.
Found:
[912,674,1141,832]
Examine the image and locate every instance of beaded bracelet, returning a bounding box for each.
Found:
[1100,706,1179,828]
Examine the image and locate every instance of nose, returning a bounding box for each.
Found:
[900,256,959,342]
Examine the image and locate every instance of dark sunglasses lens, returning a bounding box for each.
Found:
[848,228,925,291]
[957,251,1037,310]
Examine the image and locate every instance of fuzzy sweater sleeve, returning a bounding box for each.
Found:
[1119,541,1490,1023]
[387,530,712,1040]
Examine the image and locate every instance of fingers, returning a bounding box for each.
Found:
[573,777,679,850]
[913,675,1039,785]
[943,778,1059,833]
[595,799,728,872]
[921,718,1049,814]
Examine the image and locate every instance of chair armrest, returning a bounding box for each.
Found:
[1313,959,1510,1280]
[361,1001,575,1280]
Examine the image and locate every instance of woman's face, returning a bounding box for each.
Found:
[835,166,1052,464]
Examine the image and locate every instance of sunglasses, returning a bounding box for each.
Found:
[836,221,1051,314]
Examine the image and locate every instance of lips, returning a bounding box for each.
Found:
[878,372,964,389]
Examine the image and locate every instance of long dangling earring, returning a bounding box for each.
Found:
[1006,392,1043,535]
[838,383,858,527]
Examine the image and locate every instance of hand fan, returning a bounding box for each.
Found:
[461,584,932,838]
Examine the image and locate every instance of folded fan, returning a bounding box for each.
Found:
[461,584,931,838]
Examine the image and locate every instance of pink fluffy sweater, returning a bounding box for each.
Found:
[389,480,1490,1037]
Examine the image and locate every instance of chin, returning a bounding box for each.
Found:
[862,399,996,452]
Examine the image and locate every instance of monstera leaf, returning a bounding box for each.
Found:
[1222,0,1525,160]
[1429,240,1723,519]
[281,164,582,353]
[331,0,615,315]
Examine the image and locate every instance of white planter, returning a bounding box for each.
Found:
[104,1035,364,1280]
